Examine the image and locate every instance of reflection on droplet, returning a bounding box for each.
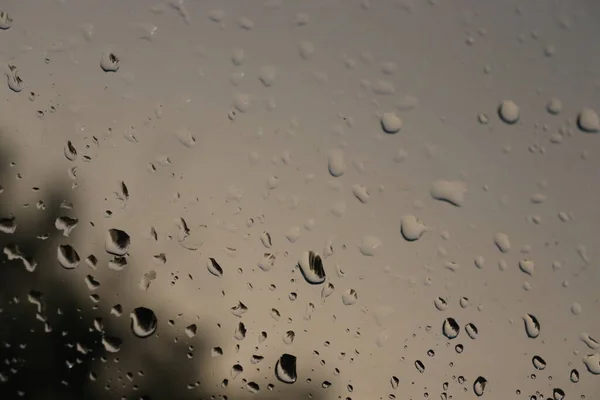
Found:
[401,215,426,241]
[275,353,297,384]
[342,289,358,305]
[0,215,17,234]
[130,307,158,338]
[498,100,520,124]
[473,376,487,396]
[57,244,80,269]
[297,251,326,284]
[105,229,130,256]
[442,317,460,339]
[532,355,546,370]
[231,301,248,317]
[523,313,540,338]
[358,235,381,256]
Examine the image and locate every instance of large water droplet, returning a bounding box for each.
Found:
[494,233,511,253]
[523,313,540,338]
[442,317,460,339]
[401,215,426,241]
[105,229,130,256]
[328,149,346,177]
[498,100,520,124]
[577,108,599,133]
[275,354,297,384]
[473,376,487,396]
[431,180,467,207]
[553,388,565,400]
[57,244,80,269]
[532,355,546,370]
[465,323,478,339]
[297,251,326,284]
[207,257,223,277]
[380,112,402,134]
[582,352,600,374]
[130,307,158,338]
[358,235,382,256]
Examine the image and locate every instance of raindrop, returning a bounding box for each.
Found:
[0,11,13,29]
[519,259,535,276]
[207,257,223,277]
[571,302,582,315]
[546,98,562,115]
[258,65,278,87]
[55,216,78,237]
[283,330,295,345]
[442,318,460,339]
[494,233,511,253]
[459,297,469,308]
[108,256,127,271]
[110,304,122,316]
[101,336,122,353]
[465,323,478,339]
[234,322,247,340]
[185,324,197,338]
[57,244,80,269]
[380,112,402,134]
[582,352,600,374]
[5,63,24,92]
[297,251,326,284]
[358,235,382,256]
[577,108,599,133]
[275,354,297,384]
[415,360,425,373]
[130,307,158,338]
[328,149,346,177]
[570,369,579,383]
[105,229,130,256]
[100,50,120,72]
[260,231,273,248]
[321,282,335,302]
[390,376,399,390]
[523,313,540,338]
[455,344,464,353]
[352,184,370,203]
[532,356,546,370]
[258,252,276,271]
[400,215,426,241]
[434,297,448,311]
[0,215,17,234]
[473,376,487,396]
[231,301,248,317]
[342,289,358,305]
[431,180,467,207]
[498,100,520,124]
[64,141,77,161]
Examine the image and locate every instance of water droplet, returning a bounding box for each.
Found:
[105,229,130,256]
[465,323,478,339]
[231,301,248,317]
[401,215,426,241]
[583,352,600,374]
[234,322,247,340]
[297,251,326,284]
[258,65,278,87]
[258,252,276,271]
[102,335,122,353]
[238,16,254,30]
[415,360,425,373]
[100,50,120,72]
[233,93,251,113]
[85,275,100,291]
[231,47,245,66]
[0,11,13,29]
[0,215,17,234]
[130,307,158,338]
[431,180,467,207]
[474,255,485,269]
[55,216,78,237]
[5,63,24,92]
[390,376,399,389]
[57,244,81,269]
[571,302,582,315]
[110,304,122,317]
[108,256,127,271]
[358,235,382,256]
[498,100,520,124]
[455,344,464,353]
[352,184,370,203]
[570,368,580,383]
[380,112,402,134]
[342,289,358,305]
[260,231,273,248]
[283,330,295,345]
[459,297,469,308]
[546,98,562,115]
[327,149,347,177]
[473,376,487,396]
[519,259,535,276]
[321,282,335,302]
[64,141,77,161]
[494,232,511,253]
[553,388,565,400]
[434,297,448,311]
[175,127,197,148]
[532,355,546,370]
[207,257,223,277]
[523,313,540,338]
[298,40,314,59]
[275,354,297,384]
[577,108,599,133]
[442,318,460,339]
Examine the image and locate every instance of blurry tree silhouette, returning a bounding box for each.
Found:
[0,132,328,400]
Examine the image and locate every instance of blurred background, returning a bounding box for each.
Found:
[0,0,599,399]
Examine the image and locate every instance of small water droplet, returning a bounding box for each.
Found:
[130,307,158,338]
[231,301,248,317]
[0,11,13,29]
[415,360,425,373]
[100,50,120,72]
[258,65,278,87]
[380,112,402,134]
[207,257,224,277]
[498,100,520,124]
[434,297,448,311]
[352,184,370,203]
[105,229,130,256]
[185,324,197,338]
[519,259,535,276]
[532,355,546,370]
[465,323,478,339]
[582,352,600,374]
[283,330,295,345]
[321,282,335,302]
[546,98,562,115]
[275,354,297,384]
[57,244,80,269]
[577,108,599,133]
[523,313,540,338]
[260,231,273,248]
[64,141,77,161]
[401,215,426,241]
[55,216,78,237]
[342,289,358,305]
[571,302,582,315]
[297,251,326,284]
[570,368,579,383]
[390,376,399,390]
[494,233,511,253]
[101,335,122,353]
[5,63,24,92]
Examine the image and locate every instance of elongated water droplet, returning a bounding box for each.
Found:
[582,352,600,374]
[130,307,158,338]
[431,180,467,207]
[283,330,295,345]
[207,257,223,277]
[260,231,272,248]
[390,376,399,390]
[465,323,478,339]
[570,368,579,383]
[105,229,130,256]
[321,282,335,302]
[328,149,346,177]
[297,251,326,284]
[275,354,297,384]
[231,301,248,317]
[415,360,425,373]
[494,232,511,253]
[57,244,80,269]
[442,317,460,339]
[185,324,197,338]
[523,313,540,338]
